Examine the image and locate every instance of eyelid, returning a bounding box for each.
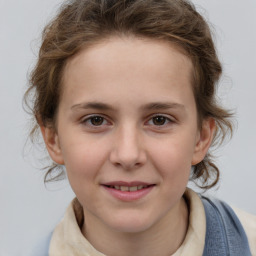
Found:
[145,113,175,126]
[81,114,112,127]
[149,113,175,121]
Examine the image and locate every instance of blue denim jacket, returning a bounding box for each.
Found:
[202,197,251,256]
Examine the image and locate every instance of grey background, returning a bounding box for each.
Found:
[0,0,255,255]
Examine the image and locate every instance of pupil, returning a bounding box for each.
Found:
[153,116,166,125]
[91,116,103,126]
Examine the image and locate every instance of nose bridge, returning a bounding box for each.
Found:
[110,122,146,169]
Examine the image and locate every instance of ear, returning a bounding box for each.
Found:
[40,126,64,165]
[191,118,216,165]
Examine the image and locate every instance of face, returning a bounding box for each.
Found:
[42,36,214,235]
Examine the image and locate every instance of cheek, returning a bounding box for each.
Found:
[147,140,192,208]
[148,136,196,179]
[60,137,110,182]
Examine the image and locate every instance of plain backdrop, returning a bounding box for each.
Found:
[0,0,255,255]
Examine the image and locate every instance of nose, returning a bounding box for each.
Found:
[109,125,147,170]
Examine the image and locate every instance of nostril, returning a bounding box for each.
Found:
[109,137,147,169]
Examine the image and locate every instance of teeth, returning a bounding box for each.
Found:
[109,185,149,191]
[120,186,129,191]
[129,186,138,192]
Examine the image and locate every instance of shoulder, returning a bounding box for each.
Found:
[233,207,256,255]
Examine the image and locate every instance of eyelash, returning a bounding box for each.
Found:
[80,114,174,129]
[146,115,174,127]
[81,115,110,128]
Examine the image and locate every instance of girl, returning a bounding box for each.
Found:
[25,0,256,255]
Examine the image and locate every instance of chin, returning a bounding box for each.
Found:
[104,212,157,234]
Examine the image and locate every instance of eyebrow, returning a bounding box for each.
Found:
[71,101,185,111]
[71,102,114,111]
[141,102,185,111]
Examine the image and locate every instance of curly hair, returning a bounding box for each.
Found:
[24,0,233,189]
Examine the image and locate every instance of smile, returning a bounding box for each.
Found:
[102,182,156,201]
[105,185,152,192]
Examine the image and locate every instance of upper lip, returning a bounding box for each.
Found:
[102,181,154,187]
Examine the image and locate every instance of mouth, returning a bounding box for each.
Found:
[103,184,155,192]
[102,182,156,201]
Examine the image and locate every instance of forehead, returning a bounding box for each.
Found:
[61,36,194,109]
[64,36,192,76]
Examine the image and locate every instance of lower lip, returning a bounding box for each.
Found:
[102,185,155,202]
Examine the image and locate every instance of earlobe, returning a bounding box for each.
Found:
[191,118,216,165]
[40,126,64,165]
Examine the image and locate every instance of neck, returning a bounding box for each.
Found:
[82,197,188,256]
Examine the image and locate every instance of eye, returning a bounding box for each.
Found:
[82,115,108,127]
[152,116,168,125]
[147,115,173,126]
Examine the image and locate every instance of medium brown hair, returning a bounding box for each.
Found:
[24,0,233,189]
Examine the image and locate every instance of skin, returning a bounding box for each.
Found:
[41,36,215,256]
